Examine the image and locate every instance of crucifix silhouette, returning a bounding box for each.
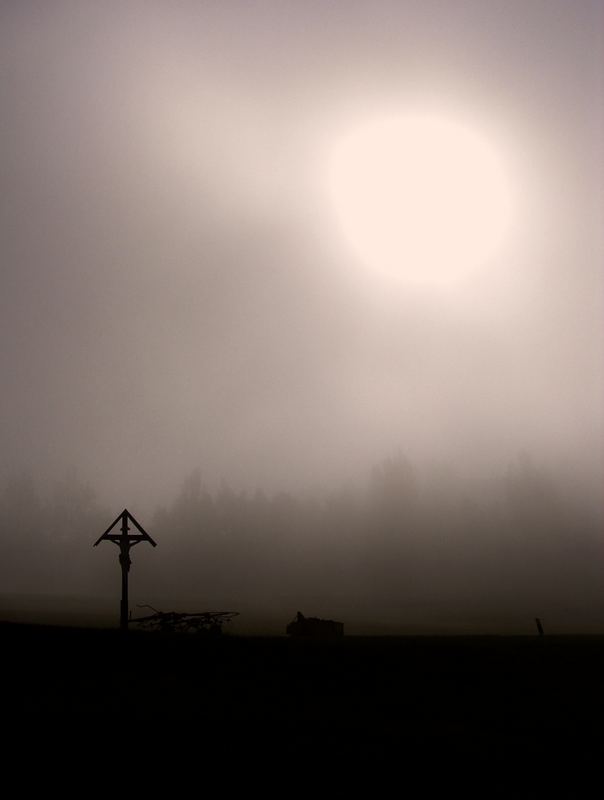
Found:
[93,509,156,630]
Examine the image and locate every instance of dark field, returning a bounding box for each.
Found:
[3,623,603,791]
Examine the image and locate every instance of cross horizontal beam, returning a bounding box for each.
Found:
[100,534,151,542]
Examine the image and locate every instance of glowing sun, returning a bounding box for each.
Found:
[327,113,513,282]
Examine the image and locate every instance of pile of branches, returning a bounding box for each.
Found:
[130,605,239,635]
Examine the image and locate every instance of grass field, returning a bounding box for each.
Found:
[3,622,603,792]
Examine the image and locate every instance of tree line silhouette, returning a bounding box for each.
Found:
[0,453,602,630]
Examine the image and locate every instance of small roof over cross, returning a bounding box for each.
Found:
[93,508,157,548]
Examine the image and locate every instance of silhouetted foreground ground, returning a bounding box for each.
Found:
[3,623,603,792]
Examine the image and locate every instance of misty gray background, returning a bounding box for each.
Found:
[0,2,602,631]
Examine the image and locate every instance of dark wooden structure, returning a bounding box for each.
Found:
[93,509,156,630]
[286,611,344,638]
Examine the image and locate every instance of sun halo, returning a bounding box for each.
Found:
[326,113,514,284]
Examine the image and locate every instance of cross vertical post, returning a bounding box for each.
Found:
[94,509,157,631]
[119,512,131,631]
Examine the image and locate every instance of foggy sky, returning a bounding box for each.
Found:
[1,0,602,513]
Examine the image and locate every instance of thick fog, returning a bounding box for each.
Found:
[1,2,602,632]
